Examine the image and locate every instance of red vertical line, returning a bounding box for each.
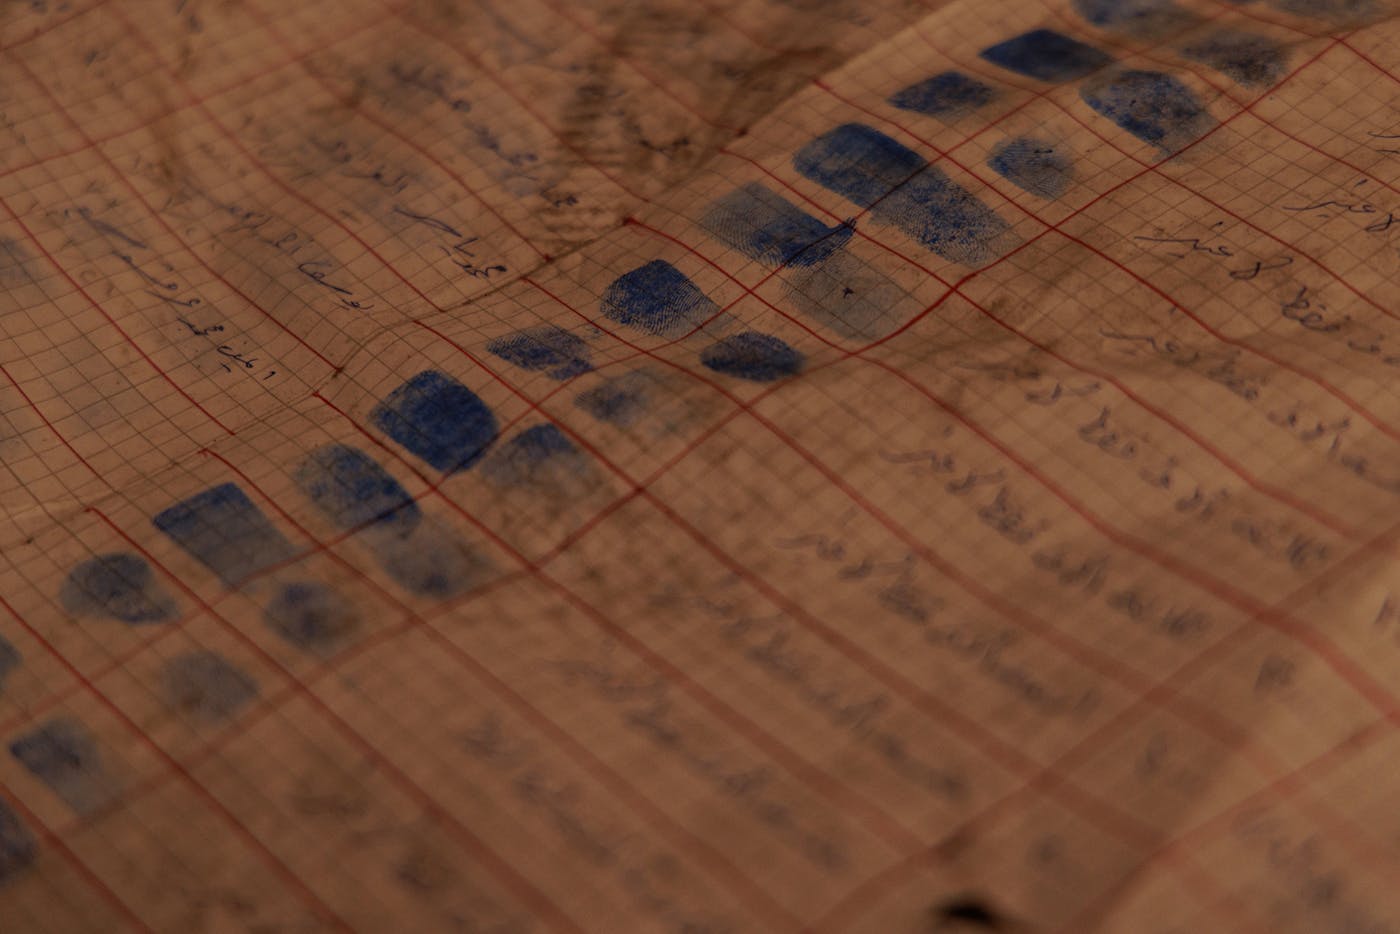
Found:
[526,0,748,134]
[512,252,1400,911]
[0,593,354,931]
[0,263,751,745]
[809,501,1400,933]
[86,506,591,934]
[415,303,1167,852]
[0,199,236,436]
[1055,717,1394,933]
[879,29,1400,321]
[313,386,935,863]
[654,139,1367,541]
[385,1,649,201]
[620,214,1400,759]
[0,2,400,185]
[233,1,552,265]
[199,446,814,933]
[706,75,1400,466]
[0,777,154,933]
[46,566,523,838]
[8,52,345,373]
[0,363,103,482]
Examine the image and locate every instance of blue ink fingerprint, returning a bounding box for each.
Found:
[10,718,112,816]
[154,484,298,588]
[487,326,593,380]
[1080,70,1214,153]
[782,251,913,341]
[371,518,487,599]
[889,71,996,120]
[0,636,19,693]
[700,332,804,382]
[793,123,1015,267]
[601,260,719,337]
[979,29,1113,82]
[481,424,587,488]
[59,553,175,624]
[988,137,1074,199]
[371,370,499,473]
[295,444,421,534]
[574,372,655,428]
[0,798,36,886]
[294,444,484,601]
[159,651,258,722]
[264,582,360,651]
[700,183,853,269]
[1073,0,1192,35]
[1180,31,1286,87]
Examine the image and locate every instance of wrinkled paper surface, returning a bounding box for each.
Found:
[1,0,1399,930]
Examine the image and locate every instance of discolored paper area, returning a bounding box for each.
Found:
[1,0,1399,931]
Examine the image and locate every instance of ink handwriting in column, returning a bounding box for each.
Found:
[311,136,412,196]
[459,712,738,932]
[1098,328,1266,401]
[765,526,1103,718]
[555,653,852,871]
[385,61,541,178]
[53,203,278,382]
[1133,220,1295,281]
[134,164,376,314]
[1371,128,1400,157]
[393,205,508,281]
[872,429,1217,642]
[1281,178,1398,234]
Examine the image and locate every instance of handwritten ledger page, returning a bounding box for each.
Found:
[0,0,1399,929]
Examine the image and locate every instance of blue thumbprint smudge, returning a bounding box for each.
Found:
[0,797,36,886]
[486,326,593,380]
[601,260,720,338]
[9,718,113,816]
[481,424,588,488]
[264,582,360,652]
[295,444,486,602]
[700,183,853,269]
[370,517,488,599]
[159,651,258,723]
[888,71,997,120]
[979,29,1114,82]
[0,636,20,693]
[1180,30,1286,87]
[371,370,499,473]
[700,332,804,382]
[574,372,655,428]
[793,123,1015,267]
[59,552,175,624]
[294,444,421,534]
[154,484,299,588]
[1072,0,1193,36]
[1080,70,1214,153]
[988,137,1074,199]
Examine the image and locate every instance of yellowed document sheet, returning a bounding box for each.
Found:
[1,0,1398,930]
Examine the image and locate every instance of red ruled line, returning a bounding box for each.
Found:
[0,592,353,931]
[3,1,1396,931]
[0,197,236,436]
[85,505,586,934]
[6,51,346,376]
[0,774,153,932]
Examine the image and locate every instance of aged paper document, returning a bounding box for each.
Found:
[1,0,1399,930]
